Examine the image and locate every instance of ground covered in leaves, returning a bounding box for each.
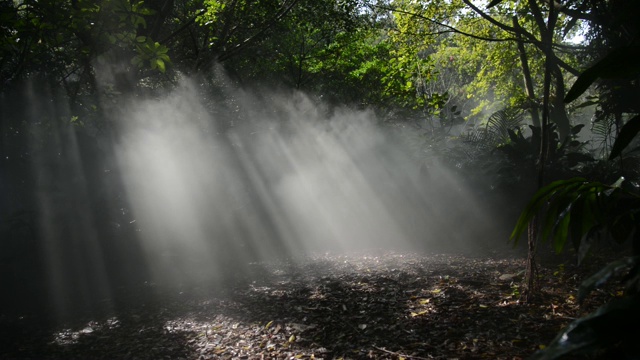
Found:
[0,250,623,359]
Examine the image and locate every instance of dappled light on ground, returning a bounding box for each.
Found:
[53,317,121,346]
[1,251,622,359]
[3,74,514,329]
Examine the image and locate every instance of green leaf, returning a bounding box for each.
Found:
[570,124,585,135]
[531,294,640,360]
[552,208,571,253]
[131,56,143,67]
[133,16,147,29]
[577,257,639,304]
[156,45,169,55]
[565,47,640,103]
[541,196,566,242]
[576,190,601,264]
[510,179,587,244]
[611,176,626,189]
[609,115,640,159]
[155,58,166,73]
[568,194,587,250]
[543,182,589,243]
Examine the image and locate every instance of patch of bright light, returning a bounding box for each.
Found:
[53,317,120,346]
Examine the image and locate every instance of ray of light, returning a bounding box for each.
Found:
[110,78,500,293]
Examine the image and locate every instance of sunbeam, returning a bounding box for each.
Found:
[24,82,113,321]
[106,77,499,293]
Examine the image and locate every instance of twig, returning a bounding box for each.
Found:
[373,346,432,360]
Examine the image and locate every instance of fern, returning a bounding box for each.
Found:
[486,107,525,145]
[591,115,616,158]
[463,107,525,149]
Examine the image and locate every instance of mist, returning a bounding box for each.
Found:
[110,76,506,285]
[2,74,515,321]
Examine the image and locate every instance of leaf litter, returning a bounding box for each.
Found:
[0,250,623,359]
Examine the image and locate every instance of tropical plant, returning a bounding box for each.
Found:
[511,176,640,359]
[450,107,593,192]
[511,42,640,359]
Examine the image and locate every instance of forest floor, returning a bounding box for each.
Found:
[0,249,624,360]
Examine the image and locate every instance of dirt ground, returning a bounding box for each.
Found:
[0,249,623,359]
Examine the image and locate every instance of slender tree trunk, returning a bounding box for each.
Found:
[524,0,557,303]
[551,65,571,140]
[296,37,306,89]
[525,217,538,298]
[512,16,541,128]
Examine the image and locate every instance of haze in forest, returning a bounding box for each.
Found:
[2,1,639,358]
[111,75,504,286]
[5,72,516,319]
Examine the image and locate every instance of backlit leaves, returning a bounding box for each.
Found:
[196,0,226,25]
[132,41,171,73]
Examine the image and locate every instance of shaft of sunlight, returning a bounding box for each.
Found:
[26,82,112,320]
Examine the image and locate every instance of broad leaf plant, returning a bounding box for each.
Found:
[512,44,640,359]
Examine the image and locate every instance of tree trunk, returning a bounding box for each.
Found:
[512,16,541,128]
[550,62,571,140]
[524,0,557,303]
[525,217,539,298]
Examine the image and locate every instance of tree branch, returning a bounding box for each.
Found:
[461,0,519,35]
[528,0,548,38]
[372,3,537,44]
[373,2,585,53]
[160,9,205,44]
[513,15,540,127]
[460,0,579,76]
[461,0,554,53]
[550,0,596,23]
[218,0,300,62]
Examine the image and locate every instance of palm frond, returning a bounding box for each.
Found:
[486,107,525,144]
[591,115,616,157]
[462,107,525,149]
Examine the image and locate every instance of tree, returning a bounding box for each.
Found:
[509,0,640,355]
[511,55,640,355]
[359,0,592,299]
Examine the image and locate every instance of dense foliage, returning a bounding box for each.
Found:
[511,36,640,358]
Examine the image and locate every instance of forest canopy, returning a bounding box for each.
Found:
[0,0,607,114]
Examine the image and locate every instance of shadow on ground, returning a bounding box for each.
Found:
[0,249,621,359]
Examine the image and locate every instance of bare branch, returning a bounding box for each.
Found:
[550,0,597,22]
[371,3,526,43]
[461,0,519,35]
[460,0,579,76]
